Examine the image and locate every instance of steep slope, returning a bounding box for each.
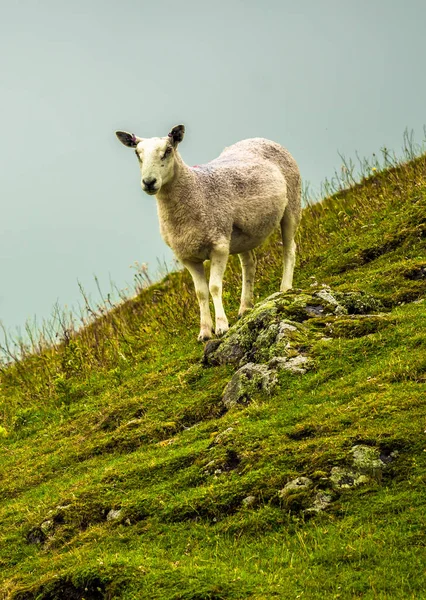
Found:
[0,155,425,600]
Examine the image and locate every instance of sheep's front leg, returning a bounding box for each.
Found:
[209,244,229,336]
[238,250,256,317]
[182,260,213,341]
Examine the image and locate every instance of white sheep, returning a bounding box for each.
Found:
[116,125,301,341]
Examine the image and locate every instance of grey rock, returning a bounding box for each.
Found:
[222,363,277,409]
[351,445,385,476]
[315,289,347,315]
[264,292,284,302]
[212,427,234,445]
[280,476,313,496]
[334,291,384,315]
[329,445,393,490]
[202,339,224,365]
[268,356,289,369]
[304,491,333,515]
[330,467,370,490]
[40,519,54,534]
[271,355,312,374]
[242,495,256,507]
[106,509,122,521]
[276,321,297,341]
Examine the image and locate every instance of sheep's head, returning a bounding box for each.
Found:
[116,125,185,196]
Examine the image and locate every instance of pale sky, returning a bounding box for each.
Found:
[1,0,425,334]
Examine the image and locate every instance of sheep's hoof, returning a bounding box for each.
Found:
[198,330,213,342]
[237,306,252,319]
[215,325,229,337]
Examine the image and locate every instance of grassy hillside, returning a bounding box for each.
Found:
[0,151,425,599]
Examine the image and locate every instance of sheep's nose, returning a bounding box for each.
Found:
[143,177,157,189]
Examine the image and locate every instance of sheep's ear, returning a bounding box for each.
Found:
[115,131,142,148]
[168,125,185,147]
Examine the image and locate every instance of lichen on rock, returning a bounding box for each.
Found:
[203,287,384,410]
[222,363,277,409]
[330,444,394,490]
[279,477,313,496]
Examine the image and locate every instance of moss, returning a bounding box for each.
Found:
[326,315,392,338]
[333,291,385,314]
[280,490,313,513]
[1,154,426,600]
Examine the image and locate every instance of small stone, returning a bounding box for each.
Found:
[213,427,234,445]
[330,467,370,490]
[106,509,122,521]
[40,519,54,534]
[242,495,256,507]
[274,355,312,374]
[280,476,313,496]
[303,491,333,515]
[351,445,385,476]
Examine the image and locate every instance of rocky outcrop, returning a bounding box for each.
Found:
[203,287,386,410]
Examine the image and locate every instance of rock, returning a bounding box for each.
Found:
[351,445,386,477]
[330,445,392,490]
[334,291,384,315]
[40,519,54,534]
[303,491,333,515]
[276,321,297,340]
[205,301,279,366]
[269,355,313,374]
[106,509,122,521]
[222,364,277,409]
[212,427,234,445]
[330,467,371,490]
[203,288,382,412]
[279,476,313,496]
[242,495,256,507]
[315,289,347,315]
[202,339,223,365]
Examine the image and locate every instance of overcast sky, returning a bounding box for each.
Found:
[1,0,425,335]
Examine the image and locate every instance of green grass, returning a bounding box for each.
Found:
[0,151,425,599]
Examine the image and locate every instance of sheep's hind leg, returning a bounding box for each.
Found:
[238,250,256,317]
[182,260,213,341]
[209,244,230,336]
[280,210,298,292]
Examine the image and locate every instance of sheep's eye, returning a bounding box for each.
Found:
[162,147,172,159]
[135,151,142,162]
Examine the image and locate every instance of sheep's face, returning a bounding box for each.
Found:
[116,125,185,196]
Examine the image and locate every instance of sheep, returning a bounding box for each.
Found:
[116,125,301,341]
